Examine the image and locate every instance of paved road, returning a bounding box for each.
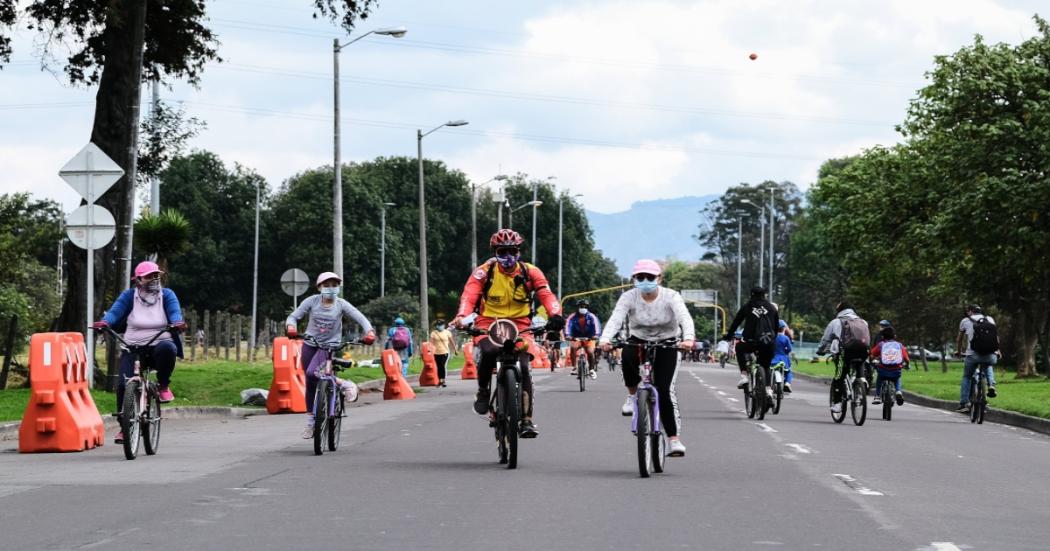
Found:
[1,360,1048,550]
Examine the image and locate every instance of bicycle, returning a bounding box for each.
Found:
[606,348,619,372]
[770,360,786,415]
[611,338,678,478]
[102,325,175,460]
[739,352,768,420]
[968,361,992,424]
[544,338,562,372]
[464,319,544,469]
[569,337,596,391]
[875,365,908,421]
[829,354,868,426]
[296,335,364,455]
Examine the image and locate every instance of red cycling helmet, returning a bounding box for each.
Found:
[489,229,525,249]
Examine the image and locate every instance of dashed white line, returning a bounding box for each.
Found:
[756,423,777,433]
[727,397,739,402]
[929,543,962,551]
[785,443,812,454]
[833,474,884,496]
[716,390,728,396]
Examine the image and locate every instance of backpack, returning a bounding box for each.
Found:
[390,326,411,350]
[969,316,998,355]
[840,318,870,352]
[756,313,775,346]
[879,340,904,366]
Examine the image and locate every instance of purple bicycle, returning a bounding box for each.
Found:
[614,339,679,478]
[298,335,365,456]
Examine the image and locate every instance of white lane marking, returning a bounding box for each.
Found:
[716,390,728,396]
[756,423,777,433]
[727,397,739,402]
[929,543,962,551]
[698,379,705,383]
[833,473,884,496]
[785,443,812,454]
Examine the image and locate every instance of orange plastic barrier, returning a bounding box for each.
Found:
[19,332,105,453]
[461,342,478,379]
[382,349,416,400]
[418,342,439,386]
[529,342,545,369]
[267,337,306,414]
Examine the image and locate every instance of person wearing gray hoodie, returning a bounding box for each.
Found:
[816,302,871,414]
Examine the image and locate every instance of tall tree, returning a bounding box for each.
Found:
[0,0,377,332]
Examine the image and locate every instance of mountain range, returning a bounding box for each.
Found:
[586,195,719,275]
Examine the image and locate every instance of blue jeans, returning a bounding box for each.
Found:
[874,367,902,394]
[398,348,410,376]
[960,353,997,405]
[773,354,792,383]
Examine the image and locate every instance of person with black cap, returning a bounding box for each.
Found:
[724,286,780,399]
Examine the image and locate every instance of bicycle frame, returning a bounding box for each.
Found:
[632,354,662,436]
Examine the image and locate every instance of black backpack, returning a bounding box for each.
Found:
[756,312,775,346]
[969,316,998,355]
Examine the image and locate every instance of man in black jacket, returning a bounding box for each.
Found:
[724,287,780,395]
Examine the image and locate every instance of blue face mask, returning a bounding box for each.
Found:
[634,279,658,293]
[497,253,520,269]
[320,286,340,298]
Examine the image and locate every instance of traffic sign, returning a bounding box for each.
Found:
[281,268,310,297]
[65,205,116,250]
[59,142,124,203]
[682,289,717,304]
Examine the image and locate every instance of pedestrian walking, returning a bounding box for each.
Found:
[429,318,457,387]
[386,317,413,377]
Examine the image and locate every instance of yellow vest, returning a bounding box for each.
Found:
[481,262,535,319]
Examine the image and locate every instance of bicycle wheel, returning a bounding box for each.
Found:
[650,432,666,474]
[142,388,162,455]
[882,383,892,421]
[328,393,344,451]
[121,380,142,460]
[550,351,557,372]
[830,382,847,424]
[578,354,586,392]
[495,383,508,465]
[974,377,987,424]
[744,370,756,419]
[635,388,653,478]
[851,379,867,426]
[755,367,768,421]
[313,380,330,456]
[772,375,783,415]
[503,368,520,470]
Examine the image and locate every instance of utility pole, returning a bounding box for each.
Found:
[531,182,538,263]
[149,78,160,214]
[736,216,743,312]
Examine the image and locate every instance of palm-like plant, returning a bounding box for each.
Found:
[134,209,192,272]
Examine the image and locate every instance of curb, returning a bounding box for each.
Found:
[790,371,1050,437]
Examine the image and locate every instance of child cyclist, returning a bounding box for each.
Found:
[286,272,377,438]
[772,320,794,393]
[869,326,909,406]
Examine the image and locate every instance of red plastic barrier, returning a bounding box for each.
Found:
[19,332,105,453]
[267,337,306,413]
[382,349,416,400]
[461,342,478,379]
[418,342,439,386]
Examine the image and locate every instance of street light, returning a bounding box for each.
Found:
[333,26,407,282]
[740,199,765,288]
[418,119,469,337]
[250,178,260,357]
[557,192,583,298]
[473,175,508,268]
[380,202,395,297]
[508,200,542,230]
[768,187,775,303]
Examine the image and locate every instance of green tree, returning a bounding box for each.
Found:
[133,209,192,272]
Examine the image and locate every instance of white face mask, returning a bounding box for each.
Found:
[320,286,339,298]
[578,308,588,315]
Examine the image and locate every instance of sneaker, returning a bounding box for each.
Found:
[895,391,904,406]
[830,403,842,414]
[473,388,490,415]
[589,369,597,380]
[987,386,997,398]
[344,379,365,400]
[736,374,749,389]
[301,419,315,439]
[955,404,970,413]
[621,396,634,416]
[765,386,774,400]
[519,420,539,438]
[157,386,175,403]
[784,383,792,394]
[668,439,686,457]
[114,431,124,444]
[570,368,578,376]
[872,396,882,405]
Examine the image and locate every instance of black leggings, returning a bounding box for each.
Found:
[736,340,775,387]
[621,342,682,437]
[476,340,534,418]
[434,353,449,380]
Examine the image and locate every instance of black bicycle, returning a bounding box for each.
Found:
[829,354,868,426]
[740,352,768,420]
[875,366,908,421]
[297,336,364,455]
[102,325,176,460]
[969,361,992,424]
[465,319,544,469]
[569,337,595,391]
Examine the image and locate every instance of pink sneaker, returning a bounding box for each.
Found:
[114,431,124,444]
[158,386,175,403]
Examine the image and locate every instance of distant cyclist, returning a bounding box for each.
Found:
[599,259,695,457]
[286,272,376,439]
[451,229,563,438]
[724,286,780,402]
[870,325,909,406]
[772,320,793,393]
[871,319,892,348]
[816,301,871,415]
[955,304,999,412]
[566,299,601,379]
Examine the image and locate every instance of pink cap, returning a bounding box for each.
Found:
[133,261,163,279]
[631,259,662,276]
[315,271,342,287]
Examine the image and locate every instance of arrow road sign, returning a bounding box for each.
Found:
[65,205,116,250]
[59,142,124,203]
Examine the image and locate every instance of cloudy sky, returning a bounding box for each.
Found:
[1,0,1044,214]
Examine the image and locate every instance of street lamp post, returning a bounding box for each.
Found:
[740,199,765,288]
[333,26,406,282]
[736,215,743,311]
[250,178,260,357]
[508,200,542,231]
[418,119,469,336]
[768,187,775,302]
[380,202,395,297]
[557,192,582,298]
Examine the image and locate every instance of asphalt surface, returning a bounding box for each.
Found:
[1,360,1048,550]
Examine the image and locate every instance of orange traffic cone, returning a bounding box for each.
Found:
[461,342,478,379]
[382,349,416,400]
[267,337,307,413]
[418,342,439,386]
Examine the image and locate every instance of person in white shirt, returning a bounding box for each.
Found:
[955,304,999,412]
[600,259,695,457]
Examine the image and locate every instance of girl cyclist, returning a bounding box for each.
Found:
[599,259,695,457]
[286,272,376,438]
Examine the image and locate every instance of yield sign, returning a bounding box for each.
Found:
[59,142,124,203]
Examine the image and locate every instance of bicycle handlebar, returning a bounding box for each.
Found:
[101,325,178,350]
[291,334,369,350]
[608,338,681,350]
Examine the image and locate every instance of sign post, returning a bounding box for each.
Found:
[60,143,123,387]
[280,268,310,309]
